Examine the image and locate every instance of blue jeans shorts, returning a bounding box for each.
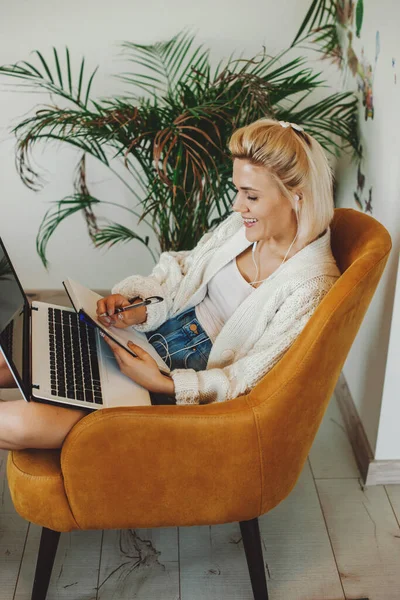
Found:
[145,306,213,405]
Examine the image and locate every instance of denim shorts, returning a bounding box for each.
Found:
[145,306,213,405]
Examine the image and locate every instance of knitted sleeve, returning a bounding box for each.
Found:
[170,276,337,405]
[111,231,214,332]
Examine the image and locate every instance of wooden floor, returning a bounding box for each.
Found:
[1,392,400,600]
[1,293,400,599]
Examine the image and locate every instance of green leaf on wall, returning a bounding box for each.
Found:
[353,191,363,211]
[356,0,364,38]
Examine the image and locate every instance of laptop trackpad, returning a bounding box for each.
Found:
[98,336,151,407]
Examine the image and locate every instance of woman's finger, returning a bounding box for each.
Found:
[106,295,131,317]
[127,341,147,358]
[105,313,128,329]
[97,299,114,326]
[97,315,111,327]
[97,295,130,317]
[105,296,118,316]
[116,312,126,324]
[96,298,107,315]
[102,333,120,353]
[102,334,132,365]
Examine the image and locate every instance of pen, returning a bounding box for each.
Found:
[99,295,164,317]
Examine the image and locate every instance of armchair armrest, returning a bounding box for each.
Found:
[61,398,261,530]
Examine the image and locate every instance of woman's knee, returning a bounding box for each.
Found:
[0,352,17,388]
[0,400,90,449]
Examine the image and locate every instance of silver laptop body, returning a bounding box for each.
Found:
[0,238,151,410]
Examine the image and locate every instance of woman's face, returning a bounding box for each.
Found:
[231,159,297,244]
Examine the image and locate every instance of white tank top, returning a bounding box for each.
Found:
[195,257,255,342]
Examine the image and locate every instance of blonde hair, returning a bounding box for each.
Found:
[228,118,334,246]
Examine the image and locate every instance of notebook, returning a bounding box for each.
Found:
[63,277,170,375]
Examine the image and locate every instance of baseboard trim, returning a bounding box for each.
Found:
[334,372,400,486]
[365,460,400,486]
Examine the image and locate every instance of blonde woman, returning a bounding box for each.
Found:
[0,118,340,450]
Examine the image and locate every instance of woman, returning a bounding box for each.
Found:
[0,118,340,450]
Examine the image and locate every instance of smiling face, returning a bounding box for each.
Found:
[231,159,298,246]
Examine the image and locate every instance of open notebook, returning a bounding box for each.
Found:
[63,278,170,375]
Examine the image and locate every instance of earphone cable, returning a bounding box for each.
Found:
[250,203,300,285]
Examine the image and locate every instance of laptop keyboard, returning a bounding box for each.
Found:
[1,320,14,356]
[48,308,103,405]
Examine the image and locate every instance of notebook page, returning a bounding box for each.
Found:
[63,278,170,374]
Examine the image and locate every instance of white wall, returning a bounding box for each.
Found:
[376,258,400,460]
[334,0,400,458]
[0,0,322,291]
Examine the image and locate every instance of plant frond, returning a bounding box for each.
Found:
[118,28,209,98]
[74,154,100,240]
[12,106,112,189]
[282,92,359,155]
[93,222,149,249]
[37,194,101,267]
[292,0,336,47]
[0,47,99,109]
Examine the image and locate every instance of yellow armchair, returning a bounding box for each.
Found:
[6,208,392,600]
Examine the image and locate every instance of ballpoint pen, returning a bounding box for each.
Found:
[99,296,164,317]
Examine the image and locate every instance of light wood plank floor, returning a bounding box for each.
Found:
[1,291,400,599]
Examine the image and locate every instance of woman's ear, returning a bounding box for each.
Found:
[292,192,303,215]
[293,192,303,206]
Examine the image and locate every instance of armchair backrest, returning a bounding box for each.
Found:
[248,208,392,513]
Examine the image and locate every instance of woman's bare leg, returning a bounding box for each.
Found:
[0,351,17,388]
[0,399,91,450]
[0,350,90,450]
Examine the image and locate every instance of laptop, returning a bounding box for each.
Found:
[0,238,169,411]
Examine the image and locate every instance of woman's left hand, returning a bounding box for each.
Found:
[102,334,174,395]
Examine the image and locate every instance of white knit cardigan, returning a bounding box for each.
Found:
[112,211,341,405]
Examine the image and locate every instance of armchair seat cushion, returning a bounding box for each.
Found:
[7,449,77,532]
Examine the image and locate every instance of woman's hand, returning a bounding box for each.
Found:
[101,334,175,395]
[96,294,144,329]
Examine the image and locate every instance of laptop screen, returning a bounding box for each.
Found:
[0,239,29,397]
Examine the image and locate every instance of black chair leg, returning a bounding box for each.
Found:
[239,517,269,600]
[31,527,61,600]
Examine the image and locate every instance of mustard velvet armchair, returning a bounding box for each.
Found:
[6,208,391,600]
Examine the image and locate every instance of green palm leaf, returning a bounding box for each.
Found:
[292,0,334,46]
[291,0,341,66]
[37,194,101,267]
[356,0,364,38]
[0,47,98,109]
[93,223,149,249]
[118,28,210,99]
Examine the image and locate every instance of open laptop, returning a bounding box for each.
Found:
[0,237,167,411]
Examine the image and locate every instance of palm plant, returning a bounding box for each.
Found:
[291,0,364,67]
[291,0,344,65]
[0,29,360,266]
